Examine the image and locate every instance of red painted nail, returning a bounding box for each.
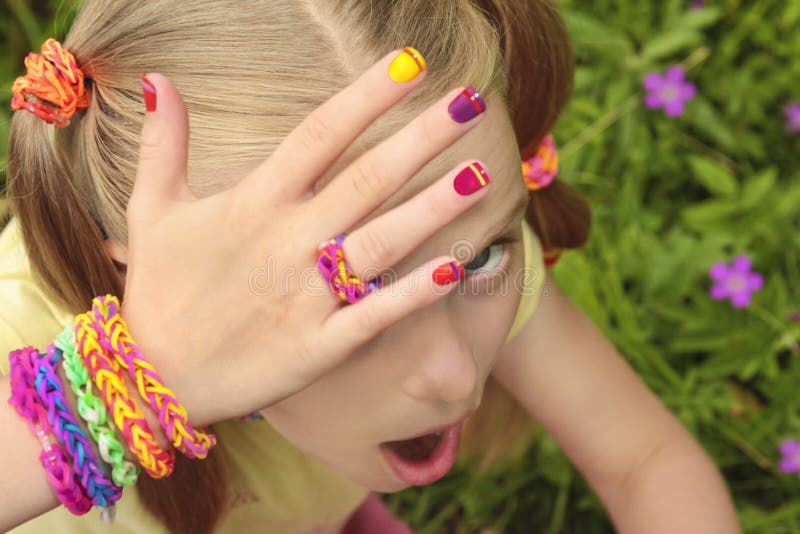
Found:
[453,162,491,196]
[141,74,157,112]
[432,261,464,286]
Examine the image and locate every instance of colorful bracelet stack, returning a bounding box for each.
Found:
[6,294,217,522]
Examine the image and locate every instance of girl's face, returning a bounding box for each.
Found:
[261,97,531,492]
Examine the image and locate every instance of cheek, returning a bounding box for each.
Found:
[456,252,526,362]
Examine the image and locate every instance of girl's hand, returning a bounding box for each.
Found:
[120,49,490,426]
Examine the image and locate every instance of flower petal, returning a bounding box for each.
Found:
[732,255,752,273]
[779,457,800,474]
[643,72,664,91]
[664,100,686,117]
[730,291,753,308]
[665,66,686,82]
[709,284,729,300]
[644,93,663,109]
[709,262,730,281]
[747,273,764,291]
[680,82,697,101]
[780,439,800,455]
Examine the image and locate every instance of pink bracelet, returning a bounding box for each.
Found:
[33,343,123,509]
[8,347,92,515]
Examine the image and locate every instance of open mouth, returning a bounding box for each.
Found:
[378,420,465,486]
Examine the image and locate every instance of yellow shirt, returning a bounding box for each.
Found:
[0,216,545,533]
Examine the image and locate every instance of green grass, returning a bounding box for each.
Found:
[2,0,800,532]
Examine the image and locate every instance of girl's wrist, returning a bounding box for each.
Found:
[119,299,211,428]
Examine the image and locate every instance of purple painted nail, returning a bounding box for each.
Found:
[453,162,490,196]
[448,86,486,123]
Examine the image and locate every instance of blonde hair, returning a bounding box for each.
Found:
[7,0,585,531]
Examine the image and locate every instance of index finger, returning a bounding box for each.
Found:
[243,47,428,200]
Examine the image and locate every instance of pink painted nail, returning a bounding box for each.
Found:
[453,162,490,196]
[141,74,157,112]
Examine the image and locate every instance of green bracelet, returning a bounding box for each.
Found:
[56,324,141,487]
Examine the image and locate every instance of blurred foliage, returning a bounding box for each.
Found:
[2,0,800,532]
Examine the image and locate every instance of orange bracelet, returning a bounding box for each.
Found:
[74,311,175,479]
[90,295,216,459]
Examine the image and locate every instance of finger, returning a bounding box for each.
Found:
[306,85,487,239]
[312,257,464,368]
[244,47,429,201]
[342,160,491,280]
[129,73,195,229]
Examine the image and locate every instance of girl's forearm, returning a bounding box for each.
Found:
[605,435,741,534]
[0,374,60,531]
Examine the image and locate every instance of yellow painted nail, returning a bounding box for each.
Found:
[388,47,427,83]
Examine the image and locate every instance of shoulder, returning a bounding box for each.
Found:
[0,217,74,376]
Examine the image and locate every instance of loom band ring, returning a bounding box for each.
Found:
[317,234,383,305]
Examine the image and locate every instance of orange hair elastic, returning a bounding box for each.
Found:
[11,38,90,128]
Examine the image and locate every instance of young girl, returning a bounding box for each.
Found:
[0,0,741,532]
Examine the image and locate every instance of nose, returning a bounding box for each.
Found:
[400,325,480,405]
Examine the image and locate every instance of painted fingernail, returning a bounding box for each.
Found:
[141,74,157,112]
[454,162,491,196]
[388,47,427,83]
[433,260,464,286]
[448,86,486,123]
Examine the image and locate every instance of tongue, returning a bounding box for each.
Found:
[386,432,444,461]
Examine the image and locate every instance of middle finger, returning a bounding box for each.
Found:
[306,85,487,240]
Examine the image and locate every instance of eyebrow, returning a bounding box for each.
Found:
[469,191,529,260]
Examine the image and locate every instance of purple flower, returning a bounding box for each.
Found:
[643,66,697,117]
[785,102,800,134]
[780,439,800,474]
[690,0,706,9]
[708,255,764,308]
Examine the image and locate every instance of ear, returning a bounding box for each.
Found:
[103,238,129,273]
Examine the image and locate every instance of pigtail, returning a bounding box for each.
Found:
[7,78,229,534]
[473,0,591,253]
[7,110,124,311]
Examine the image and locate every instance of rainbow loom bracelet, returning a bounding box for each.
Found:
[89,295,217,459]
[32,342,123,510]
[74,309,176,479]
[8,347,92,515]
[56,325,141,487]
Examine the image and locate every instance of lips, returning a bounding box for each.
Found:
[379,419,465,486]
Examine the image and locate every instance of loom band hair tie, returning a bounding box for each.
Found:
[317,234,383,304]
[74,311,176,479]
[56,325,141,487]
[543,247,562,268]
[522,134,559,191]
[32,343,123,510]
[8,347,93,515]
[88,295,217,460]
[10,38,90,128]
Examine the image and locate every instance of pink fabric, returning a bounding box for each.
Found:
[340,494,414,534]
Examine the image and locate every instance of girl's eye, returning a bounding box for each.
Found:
[463,242,509,277]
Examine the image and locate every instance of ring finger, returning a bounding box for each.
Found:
[342,160,491,281]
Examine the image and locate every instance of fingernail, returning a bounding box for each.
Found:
[448,86,486,123]
[141,74,157,112]
[454,162,491,196]
[388,47,427,83]
[433,261,464,286]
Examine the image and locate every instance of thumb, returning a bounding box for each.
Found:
[130,73,195,227]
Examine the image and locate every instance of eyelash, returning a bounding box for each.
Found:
[463,236,515,280]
